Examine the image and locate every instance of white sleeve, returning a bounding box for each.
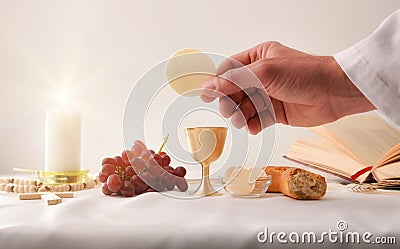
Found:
[334,10,400,130]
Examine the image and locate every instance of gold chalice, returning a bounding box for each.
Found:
[185,127,227,196]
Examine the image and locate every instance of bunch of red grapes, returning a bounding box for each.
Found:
[99,140,188,197]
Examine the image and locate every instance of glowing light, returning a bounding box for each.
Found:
[58,90,69,108]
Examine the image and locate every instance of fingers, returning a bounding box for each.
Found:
[231,90,267,129]
[247,108,276,135]
[200,94,215,103]
[216,47,256,75]
[216,41,286,75]
[217,56,246,75]
[218,88,273,133]
[201,61,267,102]
[219,91,245,118]
[201,75,243,100]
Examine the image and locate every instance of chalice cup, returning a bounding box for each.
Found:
[185,127,227,196]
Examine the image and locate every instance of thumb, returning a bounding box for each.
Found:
[201,60,271,102]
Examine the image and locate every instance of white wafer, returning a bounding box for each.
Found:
[166,49,216,96]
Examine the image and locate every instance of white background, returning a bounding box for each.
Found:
[0,0,399,174]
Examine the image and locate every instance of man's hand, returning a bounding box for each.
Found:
[200,42,376,134]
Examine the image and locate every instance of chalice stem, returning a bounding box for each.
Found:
[202,163,210,178]
[191,162,221,196]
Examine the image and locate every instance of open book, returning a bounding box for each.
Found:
[286,115,400,183]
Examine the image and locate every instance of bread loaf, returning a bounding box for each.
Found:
[279,168,327,200]
[264,166,291,192]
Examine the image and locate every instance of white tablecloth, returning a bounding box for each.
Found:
[1,181,399,249]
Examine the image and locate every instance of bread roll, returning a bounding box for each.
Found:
[264,166,291,192]
[279,168,327,200]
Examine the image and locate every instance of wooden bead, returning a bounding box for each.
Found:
[57,185,63,192]
[49,185,55,192]
[0,183,5,191]
[6,185,12,193]
[38,186,47,192]
[29,185,37,193]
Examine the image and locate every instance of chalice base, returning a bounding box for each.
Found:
[191,176,222,197]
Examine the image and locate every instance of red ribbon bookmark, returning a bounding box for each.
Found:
[351,166,373,181]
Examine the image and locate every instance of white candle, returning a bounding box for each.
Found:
[45,109,81,172]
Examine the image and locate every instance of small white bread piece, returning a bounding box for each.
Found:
[41,193,62,205]
[279,168,327,200]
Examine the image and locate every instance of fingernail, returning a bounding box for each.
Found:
[202,78,216,90]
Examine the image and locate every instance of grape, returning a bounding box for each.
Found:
[134,140,147,151]
[99,172,108,183]
[153,180,164,192]
[130,175,148,193]
[163,165,174,172]
[174,166,187,177]
[100,139,189,197]
[140,171,155,187]
[162,173,176,191]
[122,158,131,167]
[141,150,152,162]
[176,177,188,192]
[102,157,117,166]
[161,154,171,167]
[131,157,145,171]
[107,174,122,192]
[102,183,113,195]
[120,181,135,197]
[135,187,145,195]
[121,150,134,161]
[147,165,163,178]
[102,164,116,176]
[125,166,136,177]
[131,144,142,157]
[114,156,125,167]
[149,153,162,166]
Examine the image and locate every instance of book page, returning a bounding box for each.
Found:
[373,161,400,182]
[314,115,400,166]
[287,138,368,181]
[311,125,362,163]
[376,143,400,166]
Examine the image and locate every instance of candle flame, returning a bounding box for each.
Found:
[58,90,69,108]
